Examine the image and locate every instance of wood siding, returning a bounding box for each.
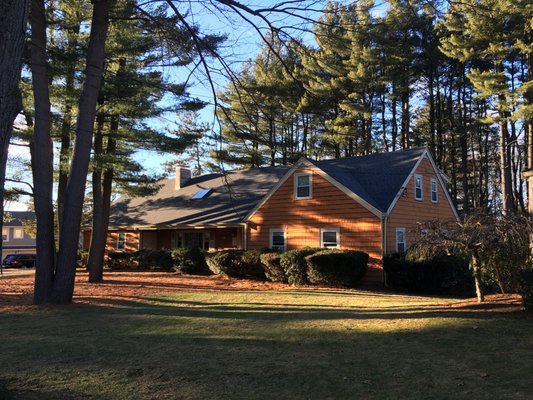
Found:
[247,167,383,282]
[386,156,457,253]
[104,230,140,253]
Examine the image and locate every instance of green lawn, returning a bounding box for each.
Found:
[1,288,532,399]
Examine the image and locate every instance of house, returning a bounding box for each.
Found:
[2,211,37,260]
[82,148,458,283]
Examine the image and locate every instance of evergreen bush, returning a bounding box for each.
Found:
[518,268,533,310]
[383,251,472,294]
[172,247,207,274]
[206,250,246,277]
[305,250,368,287]
[260,252,286,282]
[280,248,320,285]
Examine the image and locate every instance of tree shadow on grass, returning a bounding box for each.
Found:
[1,294,533,400]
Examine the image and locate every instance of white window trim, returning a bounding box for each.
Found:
[430,177,438,203]
[294,173,312,200]
[320,227,340,249]
[414,174,423,201]
[117,232,126,250]
[13,228,24,239]
[2,227,9,242]
[269,228,286,251]
[396,227,406,253]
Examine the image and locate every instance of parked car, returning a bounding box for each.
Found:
[2,254,37,268]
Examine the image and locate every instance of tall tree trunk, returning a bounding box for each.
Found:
[57,23,81,237]
[87,114,117,283]
[30,0,57,305]
[51,0,112,304]
[0,0,29,267]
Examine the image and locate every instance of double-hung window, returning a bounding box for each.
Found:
[321,228,340,248]
[430,178,438,203]
[13,228,24,239]
[2,228,9,242]
[294,173,312,199]
[396,228,406,253]
[117,232,126,250]
[270,229,286,251]
[414,174,423,200]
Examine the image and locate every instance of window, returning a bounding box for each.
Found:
[117,232,126,250]
[414,174,423,200]
[396,228,406,253]
[430,178,438,203]
[13,228,24,239]
[270,229,286,250]
[2,228,8,242]
[172,231,210,250]
[294,173,312,199]
[321,228,340,248]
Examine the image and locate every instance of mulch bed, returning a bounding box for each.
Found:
[0,269,527,314]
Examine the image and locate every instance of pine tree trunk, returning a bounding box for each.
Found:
[87,115,116,283]
[0,0,29,268]
[56,23,80,237]
[51,0,112,304]
[30,0,57,305]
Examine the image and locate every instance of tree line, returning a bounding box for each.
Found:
[216,0,532,216]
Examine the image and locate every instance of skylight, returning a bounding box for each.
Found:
[191,188,212,199]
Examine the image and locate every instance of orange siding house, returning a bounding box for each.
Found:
[87,147,458,284]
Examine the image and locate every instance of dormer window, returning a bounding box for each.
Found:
[414,174,423,200]
[294,173,312,199]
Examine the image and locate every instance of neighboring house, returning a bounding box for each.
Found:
[2,211,37,260]
[82,148,458,283]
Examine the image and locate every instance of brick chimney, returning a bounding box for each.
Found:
[175,166,191,190]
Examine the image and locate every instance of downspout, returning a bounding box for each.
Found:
[381,214,388,287]
[242,222,248,250]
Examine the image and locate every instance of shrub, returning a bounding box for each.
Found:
[280,248,321,285]
[383,251,472,294]
[260,252,286,282]
[106,252,134,269]
[206,250,246,277]
[131,249,174,270]
[172,247,207,274]
[518,268,533,310]
[241,249,267,278]
[306,250,368,287]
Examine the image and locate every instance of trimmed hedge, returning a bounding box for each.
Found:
[260,252,286,282]
[241,249,267,278]
[280,248,321,285]
[306,250,368,287]
[106,252,133,269]
[518,268,533,310]
[133,249,174,270]
[172,247,207,274]
[206,250,246,277]
[383,252,473,294]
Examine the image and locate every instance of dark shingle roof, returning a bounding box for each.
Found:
[109,166,290,227]
[4,211,36,226]
[312,148,426,213]
[109,148,426,227]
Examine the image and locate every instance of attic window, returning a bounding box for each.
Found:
[294,173,312,199]
[191,188,212,199]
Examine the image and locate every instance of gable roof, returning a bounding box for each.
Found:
[310,148,426,214]
[108,148,448,229]
[3,211,36,226]
[108,166,290,228]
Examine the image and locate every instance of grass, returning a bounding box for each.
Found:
[1,288,532,399]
